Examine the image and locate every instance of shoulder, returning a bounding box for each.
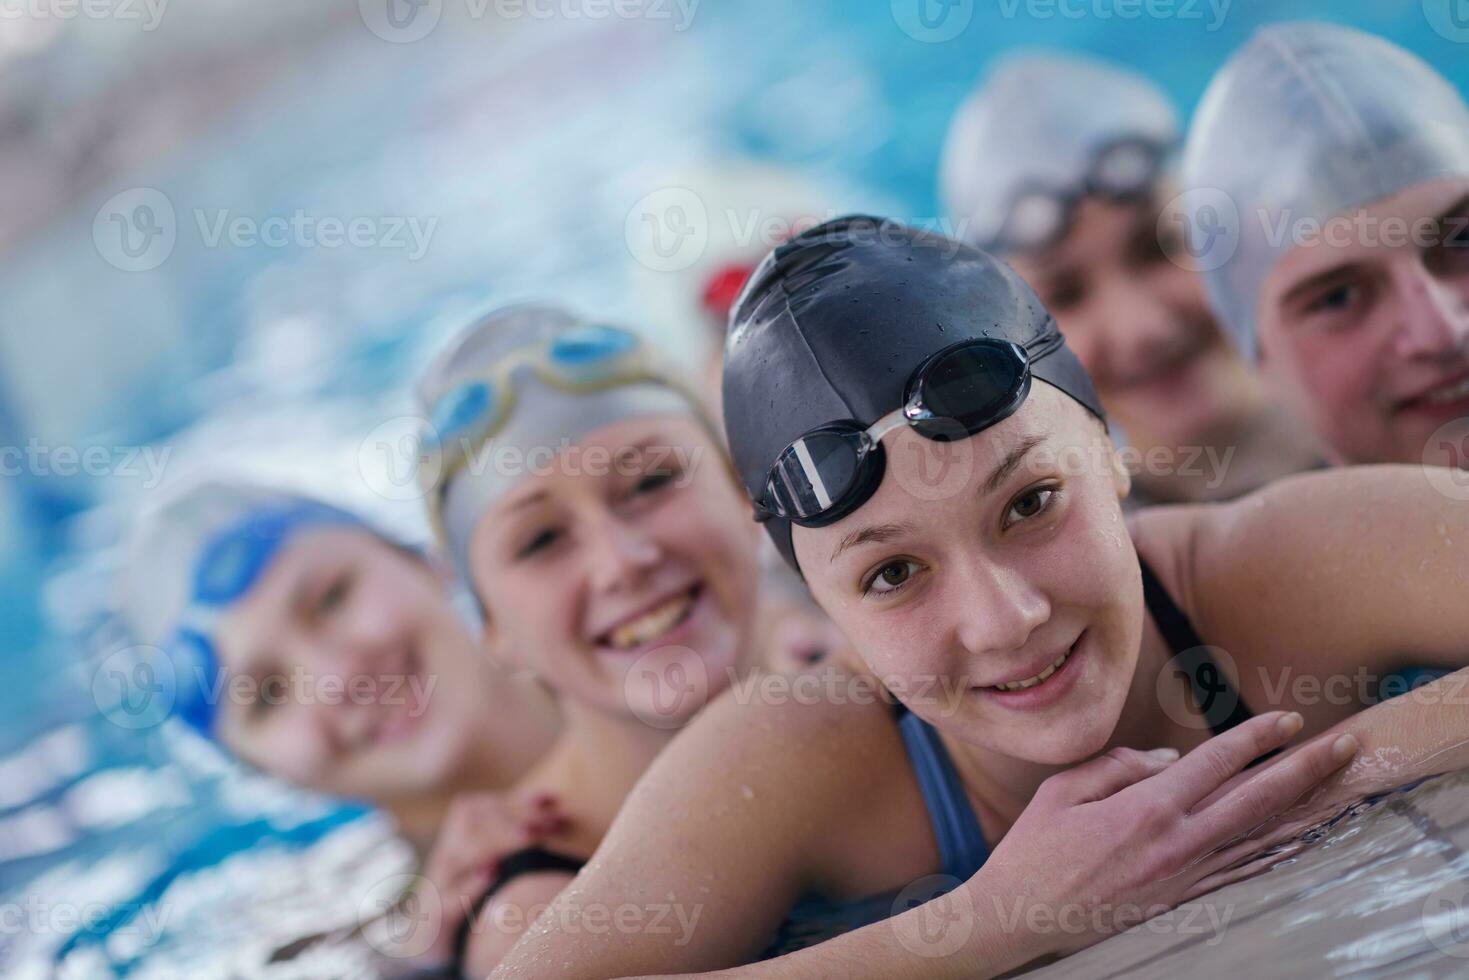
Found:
[629,669,913,821]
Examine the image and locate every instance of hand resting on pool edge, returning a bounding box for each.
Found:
[488,704,1354,979]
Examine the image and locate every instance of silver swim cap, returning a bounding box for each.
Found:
[414,304,702,583]
[941,51,1178,253]
[1182,22,1469,360]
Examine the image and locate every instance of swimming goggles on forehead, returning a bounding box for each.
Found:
[991,136,1169,254]
[421,324,671,494]
[754,334,1062,528]
[166,502,364,737]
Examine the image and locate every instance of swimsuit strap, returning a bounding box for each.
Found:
[892,702,990,881]
[1137,555,1255,737]
[454,846,585,967]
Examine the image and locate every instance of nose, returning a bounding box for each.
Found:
[585,512,663,594]
[1392,261,1469,360]
[282,633,378,748]
[1092,279,1180,380]
[950,557,1051,662]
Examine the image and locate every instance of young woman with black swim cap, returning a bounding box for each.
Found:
[493,217,1469,979]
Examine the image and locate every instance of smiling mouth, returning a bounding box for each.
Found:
[1403,371,1469,411]
[598,585,703,651]
[983,642,1077,693]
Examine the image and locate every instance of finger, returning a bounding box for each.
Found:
[1157,712,1304,810]
[1183,843,1306,902]
[1190,731,1357,850]
[1048,746,1180,805]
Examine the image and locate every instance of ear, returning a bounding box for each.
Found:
[479,612,523,671]
[1103,429,1132,501]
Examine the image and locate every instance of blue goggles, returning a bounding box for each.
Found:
[422,323,673,512]
[167,502,363,737]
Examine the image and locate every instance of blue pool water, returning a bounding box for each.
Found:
[2,1,1466,974]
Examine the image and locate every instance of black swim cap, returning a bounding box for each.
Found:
[722,215,1104,570]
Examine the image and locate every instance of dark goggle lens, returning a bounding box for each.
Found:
[766,428,868,520]
[913,342,1029,436]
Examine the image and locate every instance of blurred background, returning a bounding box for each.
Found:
[2,0,1466,974]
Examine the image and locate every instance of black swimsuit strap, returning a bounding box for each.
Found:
[1138,556,1255,738]
[454,846,585,968]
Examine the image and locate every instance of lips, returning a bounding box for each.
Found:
[593,584,704,653]
[362,646,425,748]
[1398,368,1469,414]
[981,641,1078,692]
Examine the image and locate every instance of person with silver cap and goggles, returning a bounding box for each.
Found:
[414,304,765,974]
[117,477,568,970]
[942,52,1321,504]
[1182,22,1469,469]
[496,218,1469,978]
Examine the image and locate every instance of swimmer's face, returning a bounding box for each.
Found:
[1009,195,1259,449]
[1256,178,1469,466]
[794,384,1144,765]
[213,527,487,799]
[469,415,759,725]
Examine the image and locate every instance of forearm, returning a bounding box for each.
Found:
[1332,667,1469,792]
[628,872,1043,980]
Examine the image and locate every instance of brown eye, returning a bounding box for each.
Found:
[516,527,561,560]
[318,574,352,615]
[864,560,920,597]
[1004,487,1056,527]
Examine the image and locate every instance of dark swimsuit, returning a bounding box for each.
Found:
[453,846,585,969]
[762,555,1255,958]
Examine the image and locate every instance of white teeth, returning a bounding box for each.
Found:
[992,649,1071,692]
[607,592,695,650]
[1424,375,1469,406]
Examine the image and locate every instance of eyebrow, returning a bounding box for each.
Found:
[827,436,1047,565]
[830,522,916,565]
[980,435,1047,498]
[505,488,551,512]
[1436,193,1469,224]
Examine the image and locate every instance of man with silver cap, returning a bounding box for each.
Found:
[942,51,1321,504]
[1182,22,1469,469]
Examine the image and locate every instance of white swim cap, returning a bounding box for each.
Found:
[941,51,1178,253]
[1182,22,1469,360]
[414,304,703,583]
